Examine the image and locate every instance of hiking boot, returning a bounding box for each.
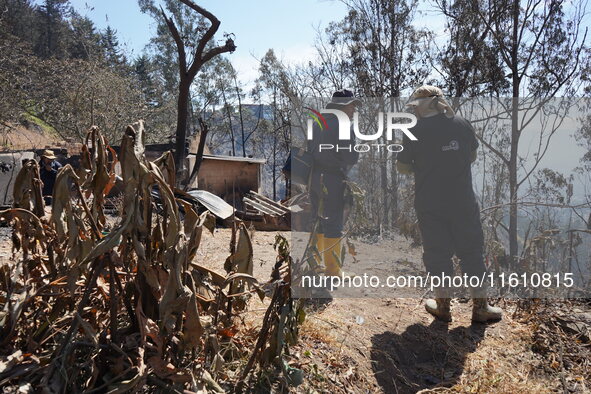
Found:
[471,288,502,323]
[425,288,452,322]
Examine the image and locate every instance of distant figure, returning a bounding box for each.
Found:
[39,150,62,205]
[397,85,502,323]
[308,89,361,277]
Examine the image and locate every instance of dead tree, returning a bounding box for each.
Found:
[186,118,209,189]
[160,0,236,184]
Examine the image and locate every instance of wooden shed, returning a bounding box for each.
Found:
[88,141,266,211]
[187,154,265,209]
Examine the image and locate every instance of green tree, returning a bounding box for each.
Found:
[34,0,71,58]
[68,12,103,60]
[0,0,37,43]
[254,49,293,199]
[191,56,238,154]
[25,59,147,141]
[134,55,158,105]
[0,32,31,129]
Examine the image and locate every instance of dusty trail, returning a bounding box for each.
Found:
[194,227,565,393]
[0,222,580,392]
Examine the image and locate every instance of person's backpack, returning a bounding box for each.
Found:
[282,147,313,186]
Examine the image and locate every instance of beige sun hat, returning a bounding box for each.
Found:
[41,149,57,160]
[407,85,454,118]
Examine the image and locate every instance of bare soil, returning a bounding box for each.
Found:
[2,223,585,393]
[196,227,589,393]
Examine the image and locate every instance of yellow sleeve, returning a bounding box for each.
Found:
[397,161,414,175]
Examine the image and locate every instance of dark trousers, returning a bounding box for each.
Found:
[310,171,345,238]
[417,203,487,280]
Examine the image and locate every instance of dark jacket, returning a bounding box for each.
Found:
[39,160,62,196]
[308,111,359,175]
[397,113,478,213]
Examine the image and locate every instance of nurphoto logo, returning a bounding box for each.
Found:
[305,107,419,153]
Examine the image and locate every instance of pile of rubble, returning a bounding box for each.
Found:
[240,191,292,231]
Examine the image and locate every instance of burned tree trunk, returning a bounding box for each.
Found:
[175,77,191,181]
[186,118,209,189]
[160,0,236,185]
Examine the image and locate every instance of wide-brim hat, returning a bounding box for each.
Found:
[406,85,455,118]
[329,89,362,107]
[41,149,57,160]
[406,85,445,107]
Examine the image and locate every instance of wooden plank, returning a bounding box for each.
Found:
[243,197,285,216]
[246,193,289,215]
[190,263,226,286]
[249,191,290,213]
[247,196,287,215]
[243,196,284,215]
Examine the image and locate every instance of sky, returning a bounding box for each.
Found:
[67,0,588,181]
[30,1,591,197]
[69,0,352,85]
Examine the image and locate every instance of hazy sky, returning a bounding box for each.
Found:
[470,100,589,201]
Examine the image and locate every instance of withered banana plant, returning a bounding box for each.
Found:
[12,159,44,219]
[0,121,304,393]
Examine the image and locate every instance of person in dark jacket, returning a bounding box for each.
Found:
[309,89,360,277]
[397,85,502,323]
[39,149,62,205]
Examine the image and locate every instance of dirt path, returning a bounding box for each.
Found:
[0,222,576,392]
[195,227,568,393]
